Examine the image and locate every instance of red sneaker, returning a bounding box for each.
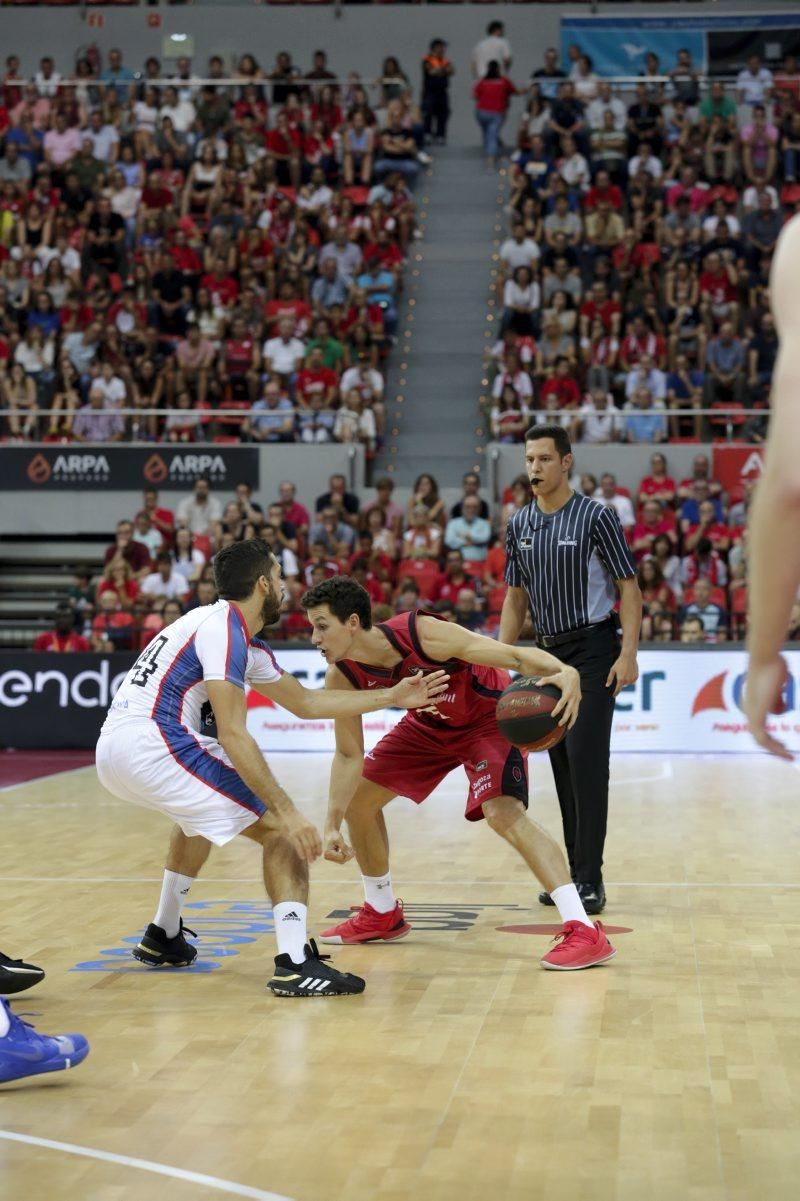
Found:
[318,901,410,945]
[540,921,616,971]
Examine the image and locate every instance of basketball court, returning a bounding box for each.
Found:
[1,750,799,1201]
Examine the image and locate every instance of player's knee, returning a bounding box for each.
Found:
[482,796,525,837]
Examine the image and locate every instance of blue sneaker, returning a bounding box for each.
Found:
[0,999,89,1084]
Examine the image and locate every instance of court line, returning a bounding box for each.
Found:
[0,1131,294,1201]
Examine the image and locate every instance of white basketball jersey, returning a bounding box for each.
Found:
[102,600,282,735]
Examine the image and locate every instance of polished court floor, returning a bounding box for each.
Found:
[1,751,800,1201]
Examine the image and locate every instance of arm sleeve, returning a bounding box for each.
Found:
[593,505,637,580]
[504,519,524,587]
[246,638,284,684]
[194,606,248,689]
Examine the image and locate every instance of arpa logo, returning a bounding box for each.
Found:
[691,670,792,717]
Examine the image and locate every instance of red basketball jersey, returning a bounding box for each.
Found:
[336,609,510,730]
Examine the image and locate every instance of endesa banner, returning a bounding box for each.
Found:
[246,649,800,756]
[3,649,800,754]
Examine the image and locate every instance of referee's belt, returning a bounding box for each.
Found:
[536,614,617,649]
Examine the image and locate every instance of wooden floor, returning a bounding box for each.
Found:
[2,751,800,1201]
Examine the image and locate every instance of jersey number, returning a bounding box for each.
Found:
[130,635,169,687]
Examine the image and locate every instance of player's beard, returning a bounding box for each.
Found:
[258,582,283,632]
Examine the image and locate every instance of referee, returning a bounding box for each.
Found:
[500,424,641,913]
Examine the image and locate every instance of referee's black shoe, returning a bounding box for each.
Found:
[538,891,556,907]
[268,939,366,998]
[132,921,198,967]
[577,882,606,915]
[0,950,45,994]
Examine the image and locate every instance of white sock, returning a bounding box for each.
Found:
[362,871,396,914]
[274,901,308,964]
[551,883,594,929]
[153,870,194,938]
[0,1001,9,1037]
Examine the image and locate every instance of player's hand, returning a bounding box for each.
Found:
[548,666,581,728]
[324,828,354,864]
[280,809,322,862]
[744,655,793,761]
[392,669,450,710]
[606,650,639,698]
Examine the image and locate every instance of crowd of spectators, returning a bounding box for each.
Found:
[485,44,799,446]
[0,46,438,447]
[32,447,800,651]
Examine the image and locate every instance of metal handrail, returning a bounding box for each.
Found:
[12,405,769,420]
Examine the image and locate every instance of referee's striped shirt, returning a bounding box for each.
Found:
[505,492,636,638]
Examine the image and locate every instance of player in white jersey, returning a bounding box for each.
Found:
[744,213,800,760]
[97,538,449,997]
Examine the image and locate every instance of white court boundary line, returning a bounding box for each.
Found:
[0,1131,294,1201]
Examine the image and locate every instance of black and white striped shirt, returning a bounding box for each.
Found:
[505,492,635,638]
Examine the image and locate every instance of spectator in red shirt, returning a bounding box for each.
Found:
[432,549,480,604]
[684,500,731,555]
[103,519,151,580]
[619,314,667,372]
[699,251,739,331]
[277,480,310,538]
[97,561,140,611]
[264,280,312,336]
[578,279,621,337]
[584,169,623,212]
[540,355,581,408]
[141,488,175,547]
[637,557,676,613]
[681,540,728,590]
[264,111,302,189]
[350,557,388,606]
[220,316,260,401]
[632,498,678,560]
[296,344,339,409]
[33,603,90,653]
[200,256,240,310]
[638,451,677,509]
[665,166,709,212]
[473,61,517,167]
[91,590,136,652]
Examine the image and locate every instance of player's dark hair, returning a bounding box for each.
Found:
[525,423,572,458]
[301,575,373,630]
[214,538,275,601]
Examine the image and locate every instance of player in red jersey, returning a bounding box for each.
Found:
[302,577,616,971]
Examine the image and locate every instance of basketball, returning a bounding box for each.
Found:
[496,677,567,752]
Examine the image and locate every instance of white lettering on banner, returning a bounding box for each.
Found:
[0,664,129,710]
[50,453,111,485]
[168,454,228,481]
[243,650,800,755]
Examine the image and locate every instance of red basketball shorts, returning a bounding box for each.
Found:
[361,715,529,821]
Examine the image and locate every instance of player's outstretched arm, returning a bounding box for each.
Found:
[324,666,365,863]
[206,679,322,862]
[415,616,582,729]
[253,666,450,718]
[745,213,800,759]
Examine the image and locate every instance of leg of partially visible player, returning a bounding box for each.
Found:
[319,778,410,945]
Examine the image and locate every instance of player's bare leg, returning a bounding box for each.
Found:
[320,779,410,944]
[481,795,616,971]
[243,813,365,997]
[133,825,212,967]
[481,796,574,896]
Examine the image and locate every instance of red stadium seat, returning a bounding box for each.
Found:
[397,559,440,600]
[193,535,212,561]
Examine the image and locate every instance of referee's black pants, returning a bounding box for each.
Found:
[540,622,620,885]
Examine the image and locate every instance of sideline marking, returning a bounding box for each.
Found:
[0,1131,295,1201]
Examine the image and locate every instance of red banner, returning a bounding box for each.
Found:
[712,446,764,498]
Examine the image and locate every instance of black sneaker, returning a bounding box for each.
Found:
[577,882,606,915]
[131,920,197,967]
[268,938,366,998]
[538,891,556,907]
[0,950,45,995]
